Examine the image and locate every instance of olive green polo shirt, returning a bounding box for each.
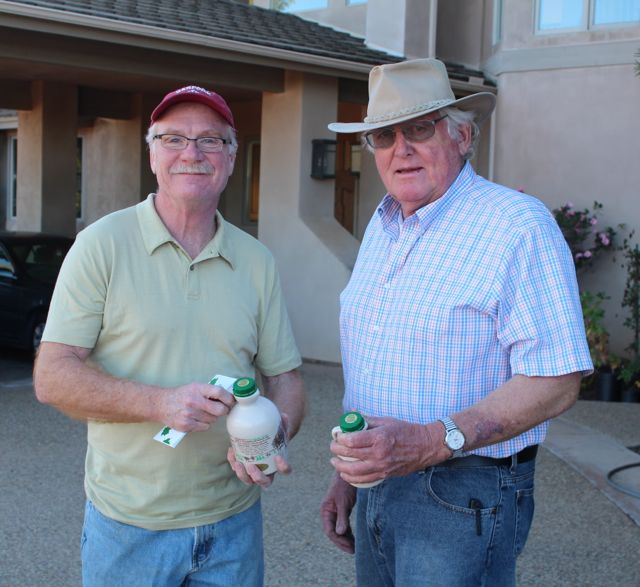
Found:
[43,194,301,530]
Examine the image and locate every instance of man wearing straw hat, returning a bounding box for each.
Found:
[321,58,591,585]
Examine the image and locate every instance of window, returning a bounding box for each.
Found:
[0,244,14,277]
[593,0,640,25]
[537,0,584,31]
[6,135,84,222]
[493,0,503,44]
[7,136,17,218]
[536,0,640,32]
[276,0,328,12]
[347,0,367,5]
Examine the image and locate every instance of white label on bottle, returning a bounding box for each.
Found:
[229,422,287,474]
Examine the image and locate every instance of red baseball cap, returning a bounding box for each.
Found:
[150,85,235,129]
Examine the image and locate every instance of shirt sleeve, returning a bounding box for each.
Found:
[495,221,593,377]
[42,227,110,349]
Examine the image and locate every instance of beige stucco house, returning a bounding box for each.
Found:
[1,0,639,361]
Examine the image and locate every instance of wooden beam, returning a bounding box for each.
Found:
[0,79,32,109]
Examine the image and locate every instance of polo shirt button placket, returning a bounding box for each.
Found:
[187,263,199,299]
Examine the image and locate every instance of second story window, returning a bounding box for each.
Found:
[536,0,640,32]
[274,0,328,12]
[593,0,640,25]
[493,0,504,44]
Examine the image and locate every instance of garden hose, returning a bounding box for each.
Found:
[606,462,640,499]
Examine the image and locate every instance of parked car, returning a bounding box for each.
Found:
[0,232,73,352]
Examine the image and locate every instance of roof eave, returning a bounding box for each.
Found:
[0,0,381,78]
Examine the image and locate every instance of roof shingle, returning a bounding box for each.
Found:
[6,0,401,65]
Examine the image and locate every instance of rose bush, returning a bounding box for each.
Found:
[552,201,619,272]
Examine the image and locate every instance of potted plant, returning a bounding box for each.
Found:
[579,290,620,401]
[553,201,623,400]
[618,240,640,402]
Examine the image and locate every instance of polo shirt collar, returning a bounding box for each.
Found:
[136,194,235,268]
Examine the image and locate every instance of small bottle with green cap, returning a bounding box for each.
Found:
[331,411,382,488]
[226,377,286,475]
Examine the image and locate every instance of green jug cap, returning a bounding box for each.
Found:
[340,411,365,433]
[233,377,257,397]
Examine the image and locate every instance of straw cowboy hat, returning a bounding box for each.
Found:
[328,58,496,134]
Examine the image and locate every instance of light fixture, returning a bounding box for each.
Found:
[311,139,337,179]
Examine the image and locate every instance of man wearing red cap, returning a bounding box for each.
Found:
[34,86,305,586]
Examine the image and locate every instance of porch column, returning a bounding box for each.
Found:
[16,81,77,236]
[260,71,359,363]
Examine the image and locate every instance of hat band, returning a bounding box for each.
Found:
[364,99,453,124]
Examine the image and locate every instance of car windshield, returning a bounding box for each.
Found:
[10,241,71,282]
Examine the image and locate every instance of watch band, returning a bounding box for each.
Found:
[439,416,465,458]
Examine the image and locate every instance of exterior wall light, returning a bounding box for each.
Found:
[311,139,337,179]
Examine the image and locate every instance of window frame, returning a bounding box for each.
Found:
[7,134,17,219]
[535,0,640,34]
[493,0,504,45]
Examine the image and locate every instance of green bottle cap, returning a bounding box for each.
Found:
[340,411,365,433]
[233,377,257,397]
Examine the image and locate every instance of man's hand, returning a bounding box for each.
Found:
[160,383,235,432]
[320,474,357,554]
[227,449,291,488]
[226,412,292,488]
[330,416,442,486]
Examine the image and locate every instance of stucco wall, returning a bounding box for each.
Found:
[15,81,77,236]
[80,117,143,228]
[493,64,640,353]
[260,71,358,363]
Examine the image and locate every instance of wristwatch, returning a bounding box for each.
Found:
[438,417,465,458]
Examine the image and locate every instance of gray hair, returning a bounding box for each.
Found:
[360,106,481,160]
[145,122,238,155]
[442,107,480,161]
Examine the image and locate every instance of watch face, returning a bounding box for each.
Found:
[446,429,465,451]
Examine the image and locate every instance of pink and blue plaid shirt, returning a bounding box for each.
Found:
[340,163,592,458]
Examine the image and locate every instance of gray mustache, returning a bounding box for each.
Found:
[170,163,213,174]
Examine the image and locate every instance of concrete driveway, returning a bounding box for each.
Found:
[2,352,640,586]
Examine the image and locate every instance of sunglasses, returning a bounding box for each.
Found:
[364,115,448,149]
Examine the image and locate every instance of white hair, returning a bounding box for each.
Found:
[145,122,238,155]
[442,107,480,161]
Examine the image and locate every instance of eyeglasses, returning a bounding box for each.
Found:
[364,115,448,149]
[153,134,231,153]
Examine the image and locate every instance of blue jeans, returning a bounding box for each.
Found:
[81,499,263,587]
[355,457,536,586]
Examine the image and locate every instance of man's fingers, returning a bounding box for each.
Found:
[205,384,235,408]
[320,506,355,554]
[226,448,275,488]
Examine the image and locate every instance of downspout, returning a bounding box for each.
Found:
[428,0,438,58]
[488,103,496,182]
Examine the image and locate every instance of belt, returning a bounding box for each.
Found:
[441,445,538,468]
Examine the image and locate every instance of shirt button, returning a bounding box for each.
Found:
[190,266,195,271]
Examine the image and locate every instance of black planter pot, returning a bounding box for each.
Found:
[596,369,620,402]
[620,385,640,403]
